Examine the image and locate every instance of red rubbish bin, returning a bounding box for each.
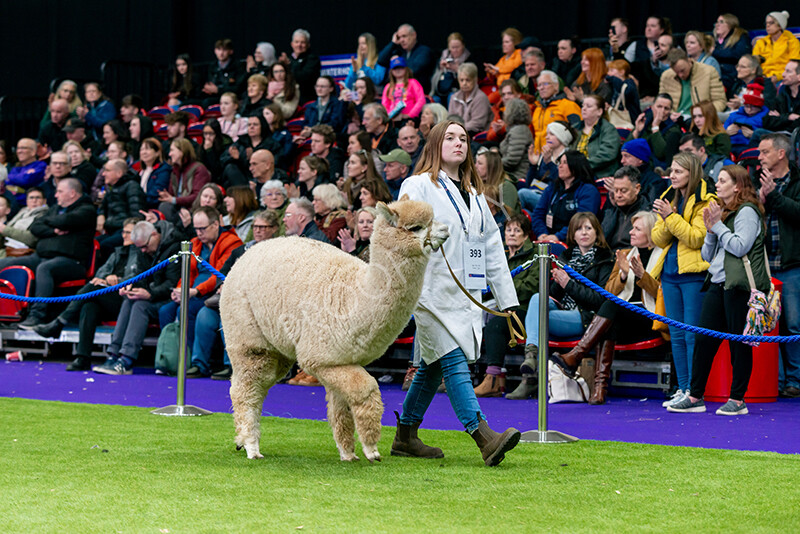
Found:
[705,278,782,403]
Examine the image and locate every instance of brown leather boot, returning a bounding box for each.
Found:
[474,373,506,397]
[391,411,444,458]
[287,370,307,385]
[470,416,521,466]
[550,316,613,378]
[589,339,615,405]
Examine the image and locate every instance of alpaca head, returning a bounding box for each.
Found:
[374,195,449,256]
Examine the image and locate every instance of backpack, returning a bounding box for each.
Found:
[154,321,190,376]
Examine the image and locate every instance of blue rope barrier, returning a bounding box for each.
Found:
[0,256,177,304]
[559,262,800,344]
[193,255,226,281]
[482,259,533,296]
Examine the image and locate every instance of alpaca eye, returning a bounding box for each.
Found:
[407,225,422,232]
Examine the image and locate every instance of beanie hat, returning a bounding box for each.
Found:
[768,11,789,31]
[621,139,652,163]
[742,83,765,107]
[546,122,574,147]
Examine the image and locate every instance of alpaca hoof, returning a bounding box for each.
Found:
[236,445,243,451]
[244,443,263,459]
[247,451,264,460]
[340,452,360,462]
[363,445,381,463]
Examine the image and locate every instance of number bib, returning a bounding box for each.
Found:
[463,241,487,290]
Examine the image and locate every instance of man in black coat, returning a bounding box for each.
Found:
[0,178,97,328]
[202,38,247,107]
[96,159,146,259]
[37,99,70,155]
[378,24,435,93]
[600,166,653,251]
[279,29,321,104]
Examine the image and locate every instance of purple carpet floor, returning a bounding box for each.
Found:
[3,360,800,455]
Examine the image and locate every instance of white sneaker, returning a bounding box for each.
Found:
[662,389,684,407]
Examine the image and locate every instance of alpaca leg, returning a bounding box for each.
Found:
[326,389,358,461]
[229,347,291,460]
[315,365,384,463]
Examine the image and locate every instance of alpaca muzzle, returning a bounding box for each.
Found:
[425,220,449,252]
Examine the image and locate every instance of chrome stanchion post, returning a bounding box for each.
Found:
[520,243,578,443]
[152,241,212,416]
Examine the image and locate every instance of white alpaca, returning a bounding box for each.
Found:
[220,197,448,461]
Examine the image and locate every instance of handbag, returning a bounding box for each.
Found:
[5,246,35,257]
[607,82,634,130]
[547,361,589,403]
[652,285,670,338]
[742,251,781,347]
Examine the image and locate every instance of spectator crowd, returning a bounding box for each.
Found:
[1,11,799,413]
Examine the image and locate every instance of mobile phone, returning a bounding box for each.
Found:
[445,58,454,63]
[610,26,616,35]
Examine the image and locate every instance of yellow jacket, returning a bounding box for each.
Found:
[658,61,726,112]
[753,30,800,80]
[650,179,716,278]
[531,96,582,152]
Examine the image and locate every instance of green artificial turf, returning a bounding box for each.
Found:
[1,397,798,533]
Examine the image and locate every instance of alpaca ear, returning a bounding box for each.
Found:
[399,194,410,202]
[376,202,398,227]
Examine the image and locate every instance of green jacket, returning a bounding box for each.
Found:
[722,203,770,293]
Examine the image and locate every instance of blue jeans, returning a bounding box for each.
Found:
[524,293,585,347]
[400,347,484,433]
[775,267,800,389]
[158,297,207,352]
[662,277,705,391]
[191,307,228,374]
[518,188,543,214]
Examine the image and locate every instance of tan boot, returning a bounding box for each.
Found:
[469,416,521,466]
[296,373,321,386]
[550,316,613,377]
[589,340,615,405]
[287,370,307,385]
[474,373,506,397]
[391,411,444,458]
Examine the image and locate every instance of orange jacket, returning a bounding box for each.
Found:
[531,96,582,152]
[178,227,243,297]
[493,49,522,85]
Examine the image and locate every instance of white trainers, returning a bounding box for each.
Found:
[662,389,685,408]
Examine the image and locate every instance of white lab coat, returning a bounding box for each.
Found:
[400,171,519,365]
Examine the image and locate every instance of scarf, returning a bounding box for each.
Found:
[561,246,596,310]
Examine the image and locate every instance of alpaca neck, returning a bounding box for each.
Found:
[361,239,427,322]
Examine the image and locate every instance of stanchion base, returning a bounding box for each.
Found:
[520,429,579,443]
[151,405,213,417]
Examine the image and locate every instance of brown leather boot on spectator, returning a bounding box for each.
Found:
[470,416,521,466]
[296,372,321,386]
[391,411,444,458]
[550,316,613,378]
[474,373,505,397]
[287,370,308,385]
[589,340,615,405]
[402,366,418,391]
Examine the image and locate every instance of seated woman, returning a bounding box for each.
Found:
[550,211,662,404]
[474,213,538,397]
[266,62,300,120]
[343,77,377,135]
[499,98,533,184]
[133,137,171,209]
[512,212,613,399]
[311,183,348,246]
[712,13,752,91]
[667,166,768,415]
[297,76,347,141]
[222,185,260,241]
[338,206,376,262]
[691,100,732,157]
[157,138,211,221]
[167,54,203,107]
[726,54,763,112]
[752,11,800,82]
[358,175,392,211]
[262,103,292,170]
[567,48,612,105]
[92,119,130,168]
[128,115,155,158]
[343,33,386,90]
[295,154,329,200]
[33,218,142,373]
[521,121,576,212]
[239,74,269,118]
[381,57,425,123]
[217,92,248,142]
[475,148,520,232]
[75,82,117,141]
[220,114,280,188]
[483,28,523,87]
[246,42,276,77]
[430,32,470,103]
[163,182,227,240]
[419,103,449,139]
[571,94,621,177]
[195,118,230,181]
[531,150,601,242]
[684,31,722,78]
[448,63,492,136]
[63,141,97,192]
[259,179,289,235]
[606,59,641,127]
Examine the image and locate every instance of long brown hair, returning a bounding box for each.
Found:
[691,100,724,136]
[387,66,413,101]
[477,150,506,213]
[414,120,483,194]
[566,212,609,250]
[226,185,259,227]
[715,13,748,48]
[719,165,764,220]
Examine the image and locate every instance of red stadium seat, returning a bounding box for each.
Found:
[155,123,169,140]
[0,266,34,321]
[147,106,172,120]
[187,123,204,143]
[179,105,204,122]
[204,104,222,119]
[57,241,100,290]
[287,118,305,135]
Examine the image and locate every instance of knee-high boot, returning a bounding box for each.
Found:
[549,316,613,377]
[589,339,615,405]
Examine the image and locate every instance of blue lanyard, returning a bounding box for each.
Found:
[438,176,484,236]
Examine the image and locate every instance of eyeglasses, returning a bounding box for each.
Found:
[137,235,153,252]
[194,222,218,233]
[538,82,553,87]
[253,224,276,230]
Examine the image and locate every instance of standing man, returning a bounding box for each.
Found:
[757,133,800,398]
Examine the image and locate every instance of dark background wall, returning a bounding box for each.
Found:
[0,0,793,102]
